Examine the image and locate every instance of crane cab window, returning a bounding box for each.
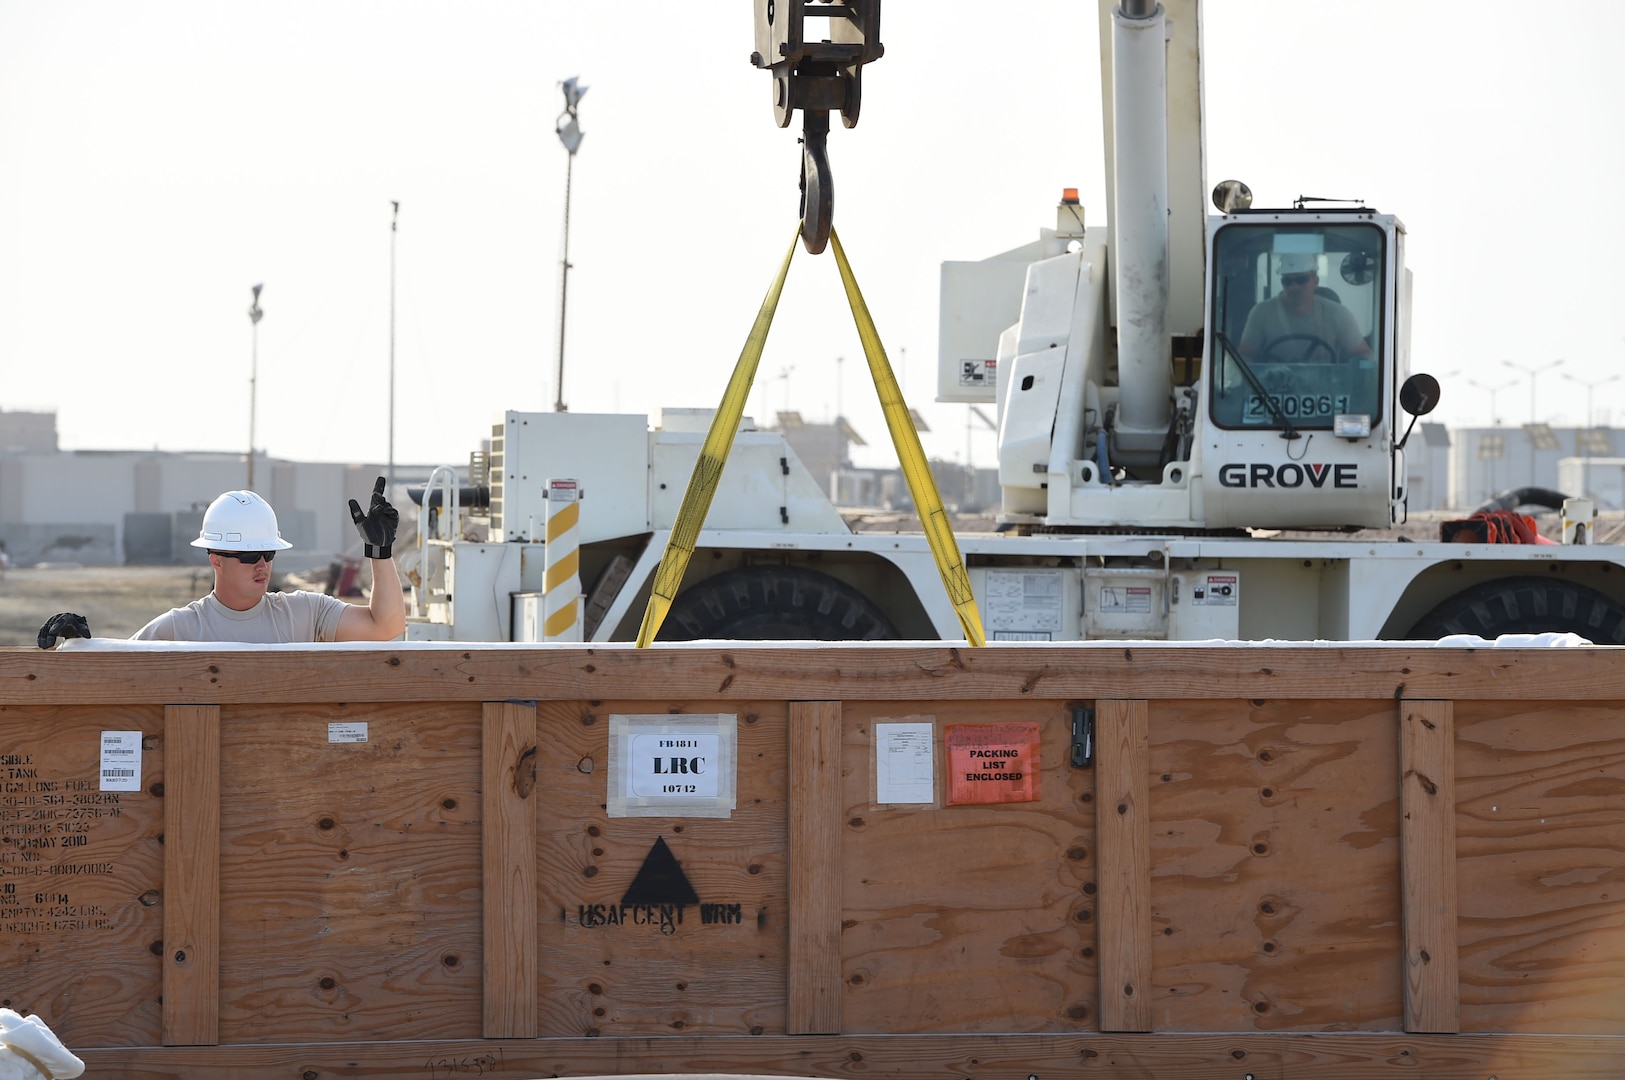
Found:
[1208,223,1385,431]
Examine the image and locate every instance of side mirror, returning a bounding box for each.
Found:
[1395,373,1441,450]
[1399,373,1440,416]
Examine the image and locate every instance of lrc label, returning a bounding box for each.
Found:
[608,714,737,819]
[629,733,720,799]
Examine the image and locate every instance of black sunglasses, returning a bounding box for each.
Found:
[1281,273,1314,287]
[211,550,276,564]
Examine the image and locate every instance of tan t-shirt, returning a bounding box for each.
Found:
[1239,294,1366,361]
[132,590,348,643]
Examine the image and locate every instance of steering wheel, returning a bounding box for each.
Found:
[1260,365,1301,393]
[1262,333,1337,364]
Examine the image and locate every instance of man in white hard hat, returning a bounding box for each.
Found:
[1238,252,1372,364]
[37,477,404,646]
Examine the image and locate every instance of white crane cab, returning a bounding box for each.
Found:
[977,0,1422,537]
[1201,209,1409,530]
[981,203,1416,536]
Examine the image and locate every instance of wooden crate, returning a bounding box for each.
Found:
[2,644,1624,1077]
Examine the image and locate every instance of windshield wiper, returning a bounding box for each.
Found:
[1214,330,1300,440]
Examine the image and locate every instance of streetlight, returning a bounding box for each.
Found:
[1561,370,1623,430]
[1467,375,1516,498]
[389,200,399,493]
[1562,370,1623,498]
[777,365,795,416]
[553,76,587,413]
[1504,356,1564,490]
[835,355,844,424]
[1466,376,1517,426]
[247,284,263,490]
[966,404,998,462]
[1503,357,1564,423]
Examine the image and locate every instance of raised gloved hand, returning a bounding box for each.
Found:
[348,475,399,560]
[37,612,92,649]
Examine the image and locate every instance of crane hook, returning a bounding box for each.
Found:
[800,111,833,255]
[751,0,882,255]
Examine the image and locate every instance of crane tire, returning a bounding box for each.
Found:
[660,566,899,642]
[1407,576,1625,644]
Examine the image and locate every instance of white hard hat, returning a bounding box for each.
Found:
[190,490,295,551]
[1278,252,1319,276]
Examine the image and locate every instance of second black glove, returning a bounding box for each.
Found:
[37,612,92,650]
[349,475,399,560]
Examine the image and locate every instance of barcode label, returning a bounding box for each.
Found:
[100,731,143,791]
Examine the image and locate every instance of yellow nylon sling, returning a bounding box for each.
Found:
[634,227,800,647]
[827,227,984,646]
[635,225,985,647]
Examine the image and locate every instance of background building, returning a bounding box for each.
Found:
[1448,425,1621,509]
[0,411,437,569]
[0,408,58,454]
[7,409,1625,567]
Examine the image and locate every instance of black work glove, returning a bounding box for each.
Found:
[37,612,92,650]
[349,475,399,560]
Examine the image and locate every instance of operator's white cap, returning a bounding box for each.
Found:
[1278,252,1319,276]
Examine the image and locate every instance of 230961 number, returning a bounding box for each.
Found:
[1244,393,1349,420]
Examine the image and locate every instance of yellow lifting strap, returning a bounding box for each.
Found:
[635,224,986,647]
[827,228,985,646]
[634,226,800,648]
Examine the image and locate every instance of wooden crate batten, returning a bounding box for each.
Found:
[5,642,1625,705]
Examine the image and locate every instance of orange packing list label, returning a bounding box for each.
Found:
[945,721,1041,806]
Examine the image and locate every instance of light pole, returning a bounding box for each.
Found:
[1505,358,1563,489]
[1562,370,1622,431]
[778,365,795,416]
[389,200,399,492]
[835,355,846,426]
[1562,370,1623,498]
[554,76,587,413]
[1503,357,1564,424]
[1466,376,1517,427]
[247,284,263,490]
[1467,376,1516,499]
[966,404,997,507]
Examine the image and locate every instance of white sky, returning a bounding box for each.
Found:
[3,1,1623,474]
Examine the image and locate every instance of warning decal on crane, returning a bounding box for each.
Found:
[959,359,996,388]
[984,569,1064,640]
[1191,573,1238,606]
[1098,586,1153,615]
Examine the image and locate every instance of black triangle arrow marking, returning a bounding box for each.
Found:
[621,835,700,907]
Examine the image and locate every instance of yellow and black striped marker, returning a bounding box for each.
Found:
[542,478,582,641]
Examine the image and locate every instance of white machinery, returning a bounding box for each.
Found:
[404,0,1625,646]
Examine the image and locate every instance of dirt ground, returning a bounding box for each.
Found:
[0,565,326,648]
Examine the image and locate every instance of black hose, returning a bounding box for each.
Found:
[1473,487,1571,514]
[407,485,490,509]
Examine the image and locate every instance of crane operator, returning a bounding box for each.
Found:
[1239,253,1372,364]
